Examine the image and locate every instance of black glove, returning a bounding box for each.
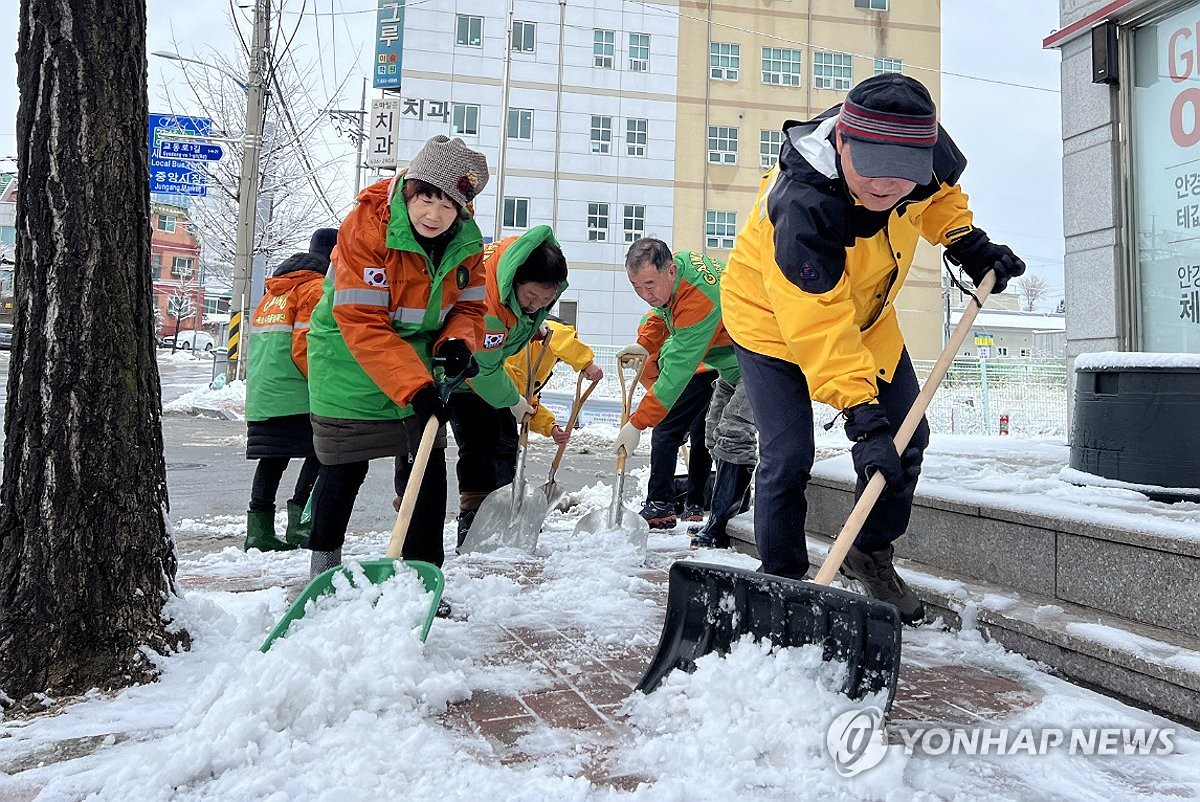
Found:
[944,228,1026,294]
[844,403,903,487]
[436,339,475,378]
[410,384,449,424]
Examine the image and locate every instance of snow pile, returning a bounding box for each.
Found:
[163,379,247,419]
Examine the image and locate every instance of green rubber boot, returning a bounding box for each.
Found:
[244,509,291,552]
[284,500,312,547]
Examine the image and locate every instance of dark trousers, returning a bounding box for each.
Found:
[305,449,449,567]
[647,370,715,505]
[249,456,320,513]
[735,345,928,579]
[448,391,516,509]
[495,412,520,488]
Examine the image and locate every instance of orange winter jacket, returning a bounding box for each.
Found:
[307,174,487,420]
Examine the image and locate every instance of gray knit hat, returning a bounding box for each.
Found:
[405,135,490,211]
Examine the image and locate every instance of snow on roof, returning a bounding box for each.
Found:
[949,308,1066,332]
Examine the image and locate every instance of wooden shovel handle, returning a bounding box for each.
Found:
[615,354,647,472]
[385,415,440,559]
[548,371,601,479]
[813,271,997,586]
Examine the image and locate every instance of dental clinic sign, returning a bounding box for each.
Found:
[1132,4,1200,353]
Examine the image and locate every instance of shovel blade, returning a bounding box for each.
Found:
[572,504,649,550]
[636,561,902,711]
[260,558,445,652]
[460,485,549,554]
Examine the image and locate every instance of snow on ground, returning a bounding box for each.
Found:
[2,466,1200,801]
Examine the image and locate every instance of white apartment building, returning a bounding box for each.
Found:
[394,1,679,345]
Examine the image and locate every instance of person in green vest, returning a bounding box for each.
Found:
[243,228,337,551]
[449,225,568,543]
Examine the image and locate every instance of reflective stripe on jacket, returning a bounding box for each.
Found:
[307,175,486,420]
[629,251,739,430]
[245,264,326,421]
[721,108,972,410]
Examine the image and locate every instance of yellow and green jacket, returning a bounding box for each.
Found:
[721,108,973,411]
[630,252,738,430]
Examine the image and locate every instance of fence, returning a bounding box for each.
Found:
[545,347,1071,440]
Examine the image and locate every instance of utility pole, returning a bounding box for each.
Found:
[227,0,270,382]
[493,0,516,242]
[329,76,369,197]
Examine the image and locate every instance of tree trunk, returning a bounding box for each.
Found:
[0,0,185,708]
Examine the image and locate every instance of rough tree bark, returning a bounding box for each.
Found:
[0,0,185,709]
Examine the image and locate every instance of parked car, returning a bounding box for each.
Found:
[170,330,216,351]
[0,323,12,351]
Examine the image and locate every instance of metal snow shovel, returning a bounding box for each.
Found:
[539,370,601,505]
[636,272,1000,711]
[459,335,554,553]
[260,360,474,651]
[573,353,650,548]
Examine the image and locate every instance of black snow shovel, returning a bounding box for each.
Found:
[636,272,999,711]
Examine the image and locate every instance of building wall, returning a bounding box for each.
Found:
[150,204,206,339]
[391,1,942,350]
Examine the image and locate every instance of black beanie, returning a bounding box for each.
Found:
[309,228,338,260]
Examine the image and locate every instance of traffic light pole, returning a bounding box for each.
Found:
[227,0,270,383]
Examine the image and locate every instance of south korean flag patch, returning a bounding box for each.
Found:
[483,331,506,349]
[363,267,389,288]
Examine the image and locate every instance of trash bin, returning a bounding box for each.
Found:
[210,347,229,390]
[1071,357,1200,500]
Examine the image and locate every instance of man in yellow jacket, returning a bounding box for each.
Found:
[721,74,1025,624]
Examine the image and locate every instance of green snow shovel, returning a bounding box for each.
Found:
[636,271,1000,711]
[260,359,474,651]
[573,352,649,548]
[460,335,554,553]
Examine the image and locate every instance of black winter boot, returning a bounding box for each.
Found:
[839,544,926,626]
[689,461,753,549]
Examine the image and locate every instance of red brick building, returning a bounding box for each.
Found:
[150,202,205,343]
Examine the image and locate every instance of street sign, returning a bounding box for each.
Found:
[148,113,214,196]
[366,98,400,167]
[157,139,224,161]
[373,1,404,89]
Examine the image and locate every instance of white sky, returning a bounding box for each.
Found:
[0,1,1067,306]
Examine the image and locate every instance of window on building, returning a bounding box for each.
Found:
[503,197,530,228]
[623,204,646,243]
[626,118,648,157]
[593,29,615,68]
[710,42,740,80]
[813,51,853,90]
[874,57,902,75]
[762,47,802,86]
[587,202,610,242]
[629,33,650,71]
[152,253,163,273]
[157,214,177,233]
[855,0,888,9]
[760,129,785,170]
[557,299,578,326]
[590,115,613,154]
[203,297,222,314]
[705,210,737,249]
[707,126,738,165]
[1020,348,1033,358]
[507,108,534,141]
[171,256,194,278]
[451,103,480,136]
[455,14,483,47]
[996,346,1010,357]
[512,20,536,52]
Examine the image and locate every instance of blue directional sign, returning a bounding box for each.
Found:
[148,113,214,196]
[156,140,224,161]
